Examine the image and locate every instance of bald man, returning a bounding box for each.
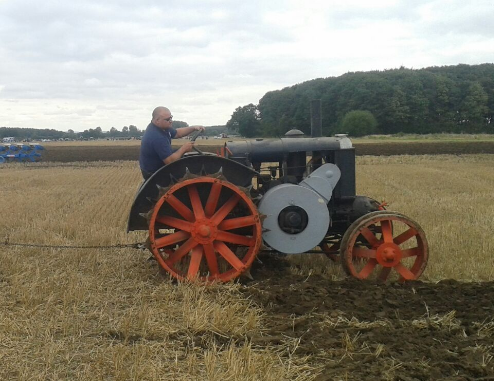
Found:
[139,107,205,180]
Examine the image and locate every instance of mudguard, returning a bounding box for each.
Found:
[127,155,257,231]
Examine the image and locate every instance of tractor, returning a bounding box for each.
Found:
[127,131,428,282]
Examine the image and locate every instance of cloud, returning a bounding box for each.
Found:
[0,0,493,130]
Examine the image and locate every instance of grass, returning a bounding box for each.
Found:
[1,154,494,379]
[0,161,316,380]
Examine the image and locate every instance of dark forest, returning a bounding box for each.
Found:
[227,64,494,137]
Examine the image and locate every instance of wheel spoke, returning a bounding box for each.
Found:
[353,246,376,258]
[156,216,193,232]
[402,247,420,258]
[166,195,195,221]
[380,220,393,243]
[359,227,380,247]
[166,238,199,266]
[214,241,245,271]
[204,182,222,217]
[187,184,205,219]
[154,230,190,249]
[357,258,378,278]
[394,262,415,280]
[394,227,418,245]
[216,231,254,246]
[187,245,203,279]
[211,194,240,224]
[378,267,392,282]
[218,215,257,230]
[203,243,219,277]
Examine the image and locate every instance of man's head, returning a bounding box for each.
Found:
[152,106,173,130]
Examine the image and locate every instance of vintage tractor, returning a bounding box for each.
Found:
[127,131,428,282]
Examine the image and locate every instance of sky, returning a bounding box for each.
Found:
[0,0,493,132]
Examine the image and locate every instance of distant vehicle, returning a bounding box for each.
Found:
[2,137,15,143]
[214,133,228,139]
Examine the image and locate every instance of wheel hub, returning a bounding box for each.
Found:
[198,225,210,237]
[191,218,218,244]
[376,242,402,267]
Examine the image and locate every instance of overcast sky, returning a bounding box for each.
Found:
[1,0,493,131]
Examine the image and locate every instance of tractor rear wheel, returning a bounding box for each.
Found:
[148,177,262,282]
[341,211,428,282]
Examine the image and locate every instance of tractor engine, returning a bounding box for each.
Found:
[223,136,378,253]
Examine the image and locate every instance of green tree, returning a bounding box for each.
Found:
[340,110,378,137]
[249,64,494,135]
[128,125,139,137]
[382,88,410,133]
[226,104,260,138]
[172,120,189,129]
[66,129,76,139]
[461,82,488,125]
[109,127,119,137]
[94,127,103,138]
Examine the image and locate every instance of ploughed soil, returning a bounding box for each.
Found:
[242,254,494,380]
[42,141,494,162]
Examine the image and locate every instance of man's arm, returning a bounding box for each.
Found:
[161,126,205,165]
[163,142,194,165]
[174,125,205,138]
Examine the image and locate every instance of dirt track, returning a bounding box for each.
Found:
[41,141,494,162]
[242,255,494,380]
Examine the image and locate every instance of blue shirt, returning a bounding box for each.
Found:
[139,122,177,173]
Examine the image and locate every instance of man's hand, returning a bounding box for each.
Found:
[174,125,205,139]
[163,141,195,165]
[180,141,195,153]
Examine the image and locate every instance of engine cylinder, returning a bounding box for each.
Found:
[225,137,350,163]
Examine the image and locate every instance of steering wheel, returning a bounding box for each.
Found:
[189,130,204,155]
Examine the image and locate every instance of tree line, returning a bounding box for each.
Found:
[227,64,494,137]
[0,121,189,140]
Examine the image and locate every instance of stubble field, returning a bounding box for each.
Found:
[1,154,494,380]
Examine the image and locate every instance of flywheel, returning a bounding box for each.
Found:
[147,176,262,282]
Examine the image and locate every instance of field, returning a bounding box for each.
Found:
[38,135,494,162]
[1,154,494,380]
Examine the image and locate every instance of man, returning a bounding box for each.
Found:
[139,106,205,180]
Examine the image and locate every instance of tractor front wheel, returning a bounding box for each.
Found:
[341,211,428,282]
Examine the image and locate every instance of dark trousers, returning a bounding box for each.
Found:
[141,168,154,181]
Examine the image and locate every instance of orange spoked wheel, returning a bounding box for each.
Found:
[341,211,428,282]
[148,177,262,282]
